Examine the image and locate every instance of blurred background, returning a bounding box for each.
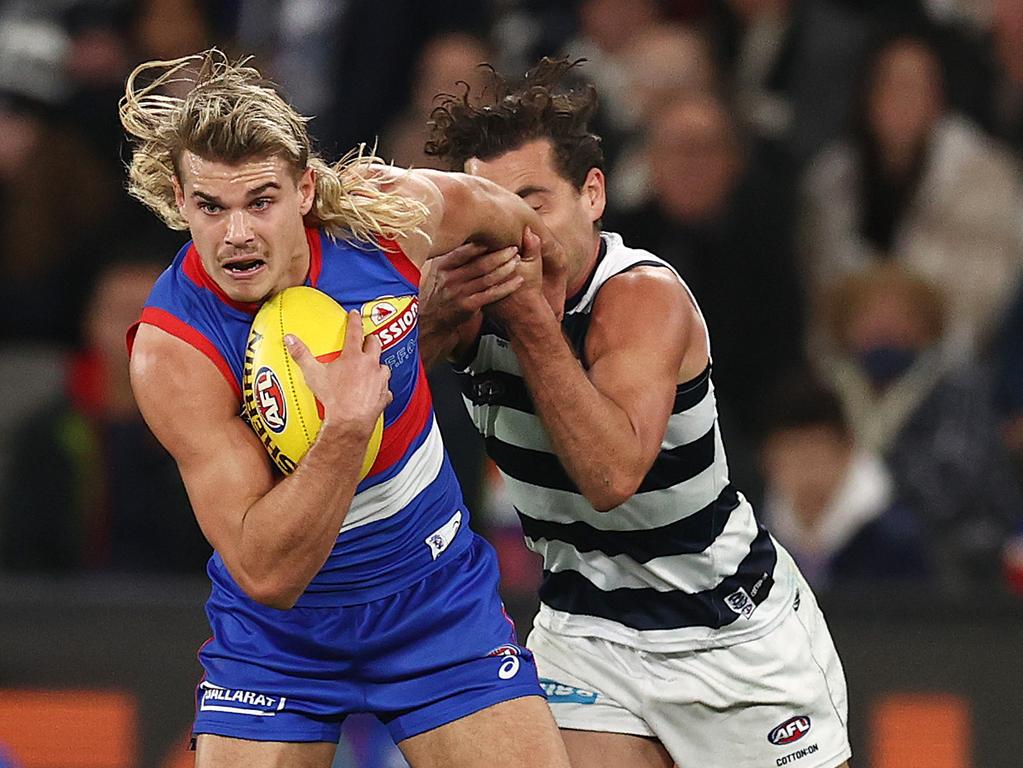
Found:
[0,0,1021,766]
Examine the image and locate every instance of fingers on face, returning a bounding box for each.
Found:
[522,228,543,259]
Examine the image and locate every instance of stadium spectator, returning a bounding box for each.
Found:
[610,93,805,459]
[382,31,493,170]
[819,264,1023,593]
[988,0,1023,154]
[555,0,665,166]
[0,260,209,574]
[605,23,721,210]
[801,33,1023,358]
[996,279,1023,475]
[760,373,930,591]
[0,15,120,345]
[708,0,871,167]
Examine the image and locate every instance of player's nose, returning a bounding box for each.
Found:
[225,209,254,245]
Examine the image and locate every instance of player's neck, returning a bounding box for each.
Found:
[565,234,602,301]
[285,228,314,290]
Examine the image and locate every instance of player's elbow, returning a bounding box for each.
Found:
[584,473,643,513]
[236,573,303,610]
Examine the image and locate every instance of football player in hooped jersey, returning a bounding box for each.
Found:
[419,58,852,768]
[120,50,573,768]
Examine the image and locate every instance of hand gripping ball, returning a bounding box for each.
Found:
[243,286,384,477]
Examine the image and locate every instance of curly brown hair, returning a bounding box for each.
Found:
[425,56,603,189]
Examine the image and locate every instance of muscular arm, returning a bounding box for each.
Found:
[130,316,390,609]
[495,258,709,512]
[386,170,567,320]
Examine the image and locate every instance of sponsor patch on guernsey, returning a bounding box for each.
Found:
[199,682,286,717]
[724,586,757,619]
[539,678,599,705]
[362,295,418,351]
[425,509,462,560]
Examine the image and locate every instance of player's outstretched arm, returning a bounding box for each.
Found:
[490,231,708,512]
[384,169,567,319]
[130,315,390,609]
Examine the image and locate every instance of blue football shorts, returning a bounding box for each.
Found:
[192,533,542,745]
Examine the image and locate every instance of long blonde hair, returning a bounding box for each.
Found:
[119,49,427,242]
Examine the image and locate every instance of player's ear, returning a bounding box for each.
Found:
[298,167,315,216]
[583,167,606,223]
[172,174,185,212]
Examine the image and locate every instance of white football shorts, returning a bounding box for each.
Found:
[528,574,851,768]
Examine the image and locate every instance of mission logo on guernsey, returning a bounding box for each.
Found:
[457,231,796,652]
[363,296,418,349]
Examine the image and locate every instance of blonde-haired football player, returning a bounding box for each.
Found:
[123,49,570,768]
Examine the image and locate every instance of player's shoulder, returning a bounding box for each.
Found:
[593,233,707,349]
[130,322,241,442]
[593,232,685,300]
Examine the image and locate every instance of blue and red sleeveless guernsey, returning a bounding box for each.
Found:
[132,228,471,607]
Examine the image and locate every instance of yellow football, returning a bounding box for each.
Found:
[242,286,384,477]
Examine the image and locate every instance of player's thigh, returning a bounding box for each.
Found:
[397,694,571,768]
[194,733,337,768]
[561,729,674,768]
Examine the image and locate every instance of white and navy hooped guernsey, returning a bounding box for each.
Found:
[458,232,797,652]
[130,228,472,606]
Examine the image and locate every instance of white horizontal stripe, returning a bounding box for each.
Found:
[474,334,521,375]
[489,393,720,457]
[480,406,554,451]
[199,704,276,716]
[533,537,798,652]
[527,496,758,593]
[663,386,717,447]
[503,458,728,531]
[342,417,444,531]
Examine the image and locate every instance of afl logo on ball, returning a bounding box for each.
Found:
[253,366,287,433]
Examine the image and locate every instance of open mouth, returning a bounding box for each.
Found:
[223,258,266,274]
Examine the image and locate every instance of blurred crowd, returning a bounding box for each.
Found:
[1,0,1023,606]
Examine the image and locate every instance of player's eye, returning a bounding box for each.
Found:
[250,197,272,211]
[198,202,221,215]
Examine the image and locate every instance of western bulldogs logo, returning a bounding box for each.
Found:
[769,716,812,746]
[424,510,462,560]
[253,366,287,433]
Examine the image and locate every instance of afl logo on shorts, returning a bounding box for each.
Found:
[362,295,418,350]
[769,716,812,746]
[253,366,287,433]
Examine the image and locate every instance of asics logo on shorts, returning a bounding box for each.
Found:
[487,644,521,680]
